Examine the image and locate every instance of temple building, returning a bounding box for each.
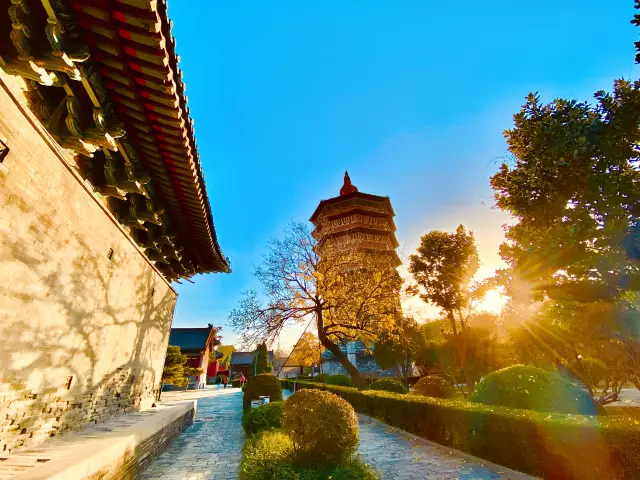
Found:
[0,0,227,453]
[167,326,221,389]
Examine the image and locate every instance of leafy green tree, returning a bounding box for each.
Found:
[489,79,640,397]
[408,225,489,394]
[375,316,423,387]
[251,342,273,375]
[162,345,188,388]
[413,321,445,377]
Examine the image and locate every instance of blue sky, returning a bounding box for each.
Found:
[168,1,639,348]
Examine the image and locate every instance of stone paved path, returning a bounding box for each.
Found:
[141,388,534,480]
[357,415,534,480]
[140,389,243,480]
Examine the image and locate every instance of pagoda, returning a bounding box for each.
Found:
[310,172,400,266]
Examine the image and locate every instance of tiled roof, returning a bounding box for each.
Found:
[230,351,254,366]
[230,351,275,366]
[70,0,228,274]
[0,0,228,278]
[169,328,212,351]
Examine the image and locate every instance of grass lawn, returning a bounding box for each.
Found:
[240,429,378,480]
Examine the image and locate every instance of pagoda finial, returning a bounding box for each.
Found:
[340,171,358,196]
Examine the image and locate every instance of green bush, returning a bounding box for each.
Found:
[471,365,598,415]
[282,389,359,464]
[370,378,407,394]
[242,402,284,435]
[243,374,283,411]
[240,429,376,480]
[414,375,454,399]
[294,380,640,479]
[325,374,353,387]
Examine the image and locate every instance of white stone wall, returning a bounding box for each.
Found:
[0,73,177,453]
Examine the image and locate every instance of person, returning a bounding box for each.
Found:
[223,375,229,389]
[240,373,246,387]
[216,376,221,390]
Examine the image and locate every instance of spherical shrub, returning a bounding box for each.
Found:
[325,374,353,387]
[243,374,283,411]
[470,365,598,415]
[414,375,455,399]
[370,378,407,394]
[242,401,284,435]
[282,389,359,464]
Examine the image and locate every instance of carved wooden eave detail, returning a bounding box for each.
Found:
[311,186,401,267]
[0,0,229,279]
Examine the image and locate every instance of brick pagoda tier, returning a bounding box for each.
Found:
[310,172,400,266]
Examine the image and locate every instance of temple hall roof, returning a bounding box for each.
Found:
[169,327,217,352]
[0,0,229,280]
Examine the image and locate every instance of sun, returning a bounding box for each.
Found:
[477,289,507,314]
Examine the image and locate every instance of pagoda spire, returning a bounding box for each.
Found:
[339,171,358,196]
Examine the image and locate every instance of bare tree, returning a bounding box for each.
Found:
[229,222,402,388]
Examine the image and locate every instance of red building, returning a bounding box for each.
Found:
[168,326,220,388]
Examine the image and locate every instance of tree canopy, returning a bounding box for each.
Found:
[215,345,236,368]
[287,332,324,367]
[408,225,492,394]
[229,222,402,388]
[374,316,423,386]
[251,342,273,375]
[162,345,188,387]
[489,46,640,397]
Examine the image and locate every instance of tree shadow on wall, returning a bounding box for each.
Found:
[0,195,176,452]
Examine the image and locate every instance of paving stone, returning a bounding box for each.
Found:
[357,415,534,479]
[140,391,244,479]
[142,389,535,480]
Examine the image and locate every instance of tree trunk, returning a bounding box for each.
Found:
[449,312,474,395]
[402,353,410,388]
[316,309,364,389]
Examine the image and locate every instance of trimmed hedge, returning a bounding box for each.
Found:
[294,381,640,479]
[242,401,284,435]
[324,374,353,386]
[471,365,598,415]
[370,378,407,394]
[243,374,283,411]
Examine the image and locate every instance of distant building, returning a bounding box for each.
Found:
[230,350,275,378]
[320,341,396,378]
[168,326,220,387]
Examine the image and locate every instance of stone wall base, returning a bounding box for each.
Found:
[5,400,195,480]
